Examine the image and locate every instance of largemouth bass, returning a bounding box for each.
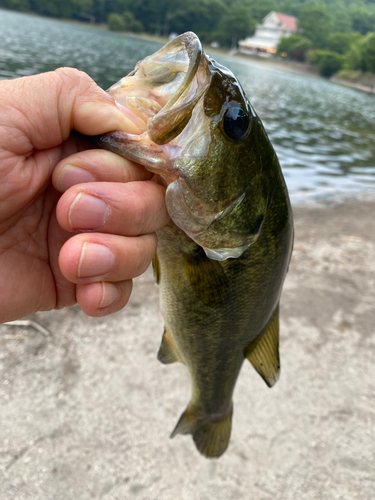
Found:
[98,32,294,458]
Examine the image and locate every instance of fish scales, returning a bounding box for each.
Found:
[97,32,294,458]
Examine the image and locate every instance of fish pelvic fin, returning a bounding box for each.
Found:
[170,404,233,458]
[245,305,280,388]
[157,328,182,365]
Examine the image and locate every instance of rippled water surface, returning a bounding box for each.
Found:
[1,9,375,202]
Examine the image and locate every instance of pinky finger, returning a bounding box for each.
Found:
[76,280,133,317]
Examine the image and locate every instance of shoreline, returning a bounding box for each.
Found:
[331,75,375,95]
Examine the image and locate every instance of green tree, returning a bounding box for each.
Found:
[233,0,276,22]
[311,50,344,77]
[131,0,174,35]
[122,11,143,32]
[74,0,93,12]
[0,0,29,9]
[327,2,352,33]
[277,35,312,62]
[28,0,80,17]
[92,0,133,22]
[326,32,362,55]
[344,38,365,70]
[361,32,375,72]
[349,3,375,35]
[107,12,126,30]
[168,0,226,39]
[215,5,255,47]
[299,3,333,49]
[277,1,304,18]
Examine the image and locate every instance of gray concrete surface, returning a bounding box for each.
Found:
[1,198,374,499]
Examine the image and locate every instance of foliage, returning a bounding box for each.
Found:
[122,11,143,33]
[310,50,344,77]
[277,35,312,62]
[349,3,375,36]
[231,0,276,23]
[107,11,143,32]
[0,0,29,10]
[167,0,227,41]
[215,5,256,47]
[344,43,363,71]
[298,3,333,49]
[327,2,352,34]
[326,32,363,55]
[360,33,375,72]
[107,12,126,31]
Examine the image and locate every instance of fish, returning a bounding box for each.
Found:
[97,32,294,458]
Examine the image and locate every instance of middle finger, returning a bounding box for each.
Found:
[56,180,169,236]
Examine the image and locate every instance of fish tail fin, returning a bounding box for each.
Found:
[170,404,233,458]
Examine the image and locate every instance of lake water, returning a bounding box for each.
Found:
[1,8,375,203]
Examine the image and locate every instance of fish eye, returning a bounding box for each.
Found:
[223,106,250,141]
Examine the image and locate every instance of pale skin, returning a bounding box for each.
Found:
[0,67,169,323]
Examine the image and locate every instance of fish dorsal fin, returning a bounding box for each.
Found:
[152,254,160,285]
[157,328,182,364]
[171,404,233,458]
[244,306,280,387]
[183,251,230,308]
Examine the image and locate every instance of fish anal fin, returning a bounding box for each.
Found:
[171,404,233,458]
[157,328,181,365]
[152,253,160,285]
[245,306,280,388]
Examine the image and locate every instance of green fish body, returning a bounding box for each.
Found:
[98,32,294,458]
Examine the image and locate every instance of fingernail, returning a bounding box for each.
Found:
[99,282,120,308]
[69,193,109,230]
[78,242,115,278]
[58,165,95,191]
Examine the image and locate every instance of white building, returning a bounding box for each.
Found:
[239,11,298,57]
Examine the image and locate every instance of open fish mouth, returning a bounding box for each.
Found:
[106,32,210,149]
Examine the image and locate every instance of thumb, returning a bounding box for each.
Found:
[1,67,140,152]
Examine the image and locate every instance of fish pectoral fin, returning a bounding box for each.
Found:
[157,328,181,364]
[183,251,230,308]
[171,404,233,459]
[244,306,280,388]
[152,254,160,285]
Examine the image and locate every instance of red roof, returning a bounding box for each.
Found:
[274,12,298,31]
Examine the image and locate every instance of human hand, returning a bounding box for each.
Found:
[0,68,169,322]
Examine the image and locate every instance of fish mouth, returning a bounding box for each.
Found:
[107,32,211,147]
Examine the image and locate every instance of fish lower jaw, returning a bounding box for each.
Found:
[202,243,252,261]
